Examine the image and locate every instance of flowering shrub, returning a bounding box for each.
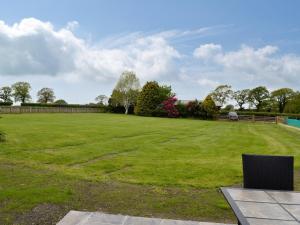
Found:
[162,97,179,118]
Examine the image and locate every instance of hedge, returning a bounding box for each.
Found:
[0,102,13,106]
[220,110,300,118]
[20,103,106,109]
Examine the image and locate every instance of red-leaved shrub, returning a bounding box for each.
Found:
[162,97,179,118]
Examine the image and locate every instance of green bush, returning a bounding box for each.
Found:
[0,102,13,106]
[54,99,68,104]
[152,104,168,117]
[107,103,134,114]
[186,100,202,118]
[135,81,172,116]
[175,102,188,118]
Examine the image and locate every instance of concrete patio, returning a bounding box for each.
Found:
[57,211,235,225]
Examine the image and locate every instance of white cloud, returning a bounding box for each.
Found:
[193,43,300,87]
[197,78,220,87]
[66,21,79,31]
[0,18,181,82]
[193,43,222,59]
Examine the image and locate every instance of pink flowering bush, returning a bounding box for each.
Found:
[162,97,179,118]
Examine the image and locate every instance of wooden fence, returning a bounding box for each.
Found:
[218,114,277,123]
[0,106,104,114]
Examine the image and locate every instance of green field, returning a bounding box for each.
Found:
[0,113,300,224]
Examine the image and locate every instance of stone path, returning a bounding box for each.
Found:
[57,211,236,225]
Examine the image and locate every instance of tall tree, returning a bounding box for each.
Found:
[12,82,31,103]
[284,92,300,113]
[135,81,173,116]
[111,71,140,114]
[232,89,250,110]
[37,88,55,103]
[211,85,232,107]
[0,86,13,103]
[248,86,269,111]
[271,88,294,113]
[95,95,108,105]
[202,95,218,119]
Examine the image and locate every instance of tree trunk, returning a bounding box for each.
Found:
[125,107,128,114]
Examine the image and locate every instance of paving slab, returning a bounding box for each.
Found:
[246,218,299,225]
[57,211,92,225]
[57,211,236,225]
[161,219,199,225]
[227,188,275,203]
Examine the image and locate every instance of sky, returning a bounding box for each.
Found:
[0,0,300,104]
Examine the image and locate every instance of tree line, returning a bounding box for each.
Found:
[210,85,300,113]
[1,72,300,116]
[0,82,66,105]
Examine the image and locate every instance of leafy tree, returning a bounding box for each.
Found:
[54,99,68,104]
[111,71,140,114]
[271,88,295,113]
[202,95,218,119]
[232,89,250,110]
[95,95,108,105]
[158,85,174,100]
[224,104,234,111]
[211,85,232,107]
[0,86,13,103]
[284,92,300,113]
[12,82,31,103]
[37,88,55,103]
[135,81,173,116]
[248,86,269,111]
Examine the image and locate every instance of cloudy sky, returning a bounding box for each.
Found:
[0,0,300,104]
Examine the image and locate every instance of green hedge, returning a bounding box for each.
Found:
[0,102,13,106]
[220,110,300,118]
[21,103,106,109]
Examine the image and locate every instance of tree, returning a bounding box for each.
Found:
[271,88,294,113]
[211,85,232,107]
[0,86,13,103]
[135,81,173,116]
[111,71,140,114]
[232,89,250,110]
[37,88,55,103]
[224,104,234,111]
[284,92,300,113]
[54,99,68,104]
[186,100,202,118]
[202,95,218,119]
[12,82,31,103]
[248,86,269,111]
[95,95,108,105]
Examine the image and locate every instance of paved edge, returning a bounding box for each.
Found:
[57,210,236,225]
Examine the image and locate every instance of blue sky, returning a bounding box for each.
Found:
[0,0,300,103]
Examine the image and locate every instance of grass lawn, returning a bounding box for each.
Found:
[0,113,300,224]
